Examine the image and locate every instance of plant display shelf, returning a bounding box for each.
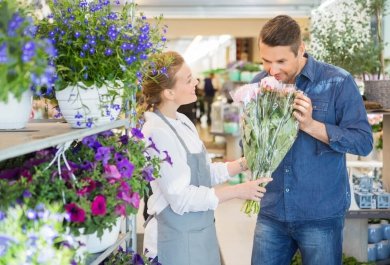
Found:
[343,110,389,263]
[0,119,137,264]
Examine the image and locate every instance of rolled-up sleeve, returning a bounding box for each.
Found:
[325,75,373,155]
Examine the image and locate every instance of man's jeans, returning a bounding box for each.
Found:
[251,215,344,265]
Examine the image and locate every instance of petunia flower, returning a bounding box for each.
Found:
[131,127,144,139]
[142,165,155,182]
[117,159,135,178]
[147,137,160,153]
[163,150,173,166]
[64,203,86,223]
[91,195,107,216]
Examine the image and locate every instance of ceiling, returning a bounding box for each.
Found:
[135,0,324,18]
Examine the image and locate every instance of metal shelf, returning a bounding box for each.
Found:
[86,232,130,265]
[0,119,130,161]
[347,209,390,219]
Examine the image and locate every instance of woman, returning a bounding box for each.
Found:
[141,51,272,265]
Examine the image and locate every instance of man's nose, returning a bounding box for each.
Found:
[269,64,280,75]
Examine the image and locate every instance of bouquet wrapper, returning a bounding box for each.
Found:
[231,78,299,216]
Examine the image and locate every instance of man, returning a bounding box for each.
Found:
[251,15,373,265]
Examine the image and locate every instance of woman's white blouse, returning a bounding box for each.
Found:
[142,111,231,217]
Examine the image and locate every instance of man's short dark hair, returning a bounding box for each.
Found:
[259,15,302,56]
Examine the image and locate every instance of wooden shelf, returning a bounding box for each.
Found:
[0,119,129,161]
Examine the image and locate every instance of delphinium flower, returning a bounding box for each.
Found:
[231,76,299,216]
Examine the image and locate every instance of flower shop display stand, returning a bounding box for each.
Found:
[0,119,138,262]
[343,111,390,264]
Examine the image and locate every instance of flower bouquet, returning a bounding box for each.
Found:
[0,203,79,265]
[231,76,299,215]
[37,0,167,127]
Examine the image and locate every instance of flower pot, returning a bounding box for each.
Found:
[0,90,32,130]
[55,83,122,128]
[76,217,123,255]
[364,80,390,109]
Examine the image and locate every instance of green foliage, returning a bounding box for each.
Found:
[291,252,375,265]
[310,0,388,79]
[104,247,160,265]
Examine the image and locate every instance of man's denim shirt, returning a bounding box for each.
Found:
[252,54,373,221]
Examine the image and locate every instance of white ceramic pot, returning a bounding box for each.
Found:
[55,82,122,128]
[0,90,32,130]
[76,217,123,255]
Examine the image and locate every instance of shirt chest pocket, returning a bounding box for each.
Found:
[312,100,329,122]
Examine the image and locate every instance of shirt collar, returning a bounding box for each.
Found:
[298,53,315,82]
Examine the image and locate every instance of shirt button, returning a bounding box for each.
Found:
[285,188,290,192]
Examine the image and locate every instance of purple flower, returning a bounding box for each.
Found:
[76,178,96,196]
[131,128,144,140]
[117,159,135,178]
[7,13,24,37]
[91,195,107,216]
[142,165,155,182]
[22,41,36,62]
[147,137,160,153]
[99,130,114,138]
[133,253,146,265]
[65,203,86,223]
[22,190,32,198]
[95,147,112,165]
[120,134,129,145]
[0,211,6,221]
[0,43,8,63]
[82,135,97,147]
[163,150,173,166]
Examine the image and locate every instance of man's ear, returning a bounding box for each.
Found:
[298,42,306,57]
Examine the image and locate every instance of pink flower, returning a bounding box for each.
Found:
[65,203,86,223]
[115,204,126,216]
[260,76,281,90]
[91,195,107,216]
[104,164,121,183]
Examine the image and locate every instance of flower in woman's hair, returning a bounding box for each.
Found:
[65,203,86,223]
[163,150,173,166]
[91,195,107,216]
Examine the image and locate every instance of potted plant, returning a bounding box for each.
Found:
[360,0,390,109]
[37,0,167,128]
[0,0,56,129]
[104,247,161,265]
[310,0,389,108]
[0,128,168,255]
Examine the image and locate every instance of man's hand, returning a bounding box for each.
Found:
[293,92,314,131]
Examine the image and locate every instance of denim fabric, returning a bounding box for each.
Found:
[252,54,373,221]
[251,215,344,265]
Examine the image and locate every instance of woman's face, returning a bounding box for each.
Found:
[171,63,199,106]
